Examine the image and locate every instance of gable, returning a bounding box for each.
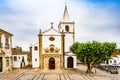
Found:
[42,28,62,35]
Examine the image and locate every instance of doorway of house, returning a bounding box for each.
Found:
[67,57,73,68]
[49,57,55,69]
[21,57,25,68]
[0,57,2,72]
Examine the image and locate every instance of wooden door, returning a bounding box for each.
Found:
[49,57,55,69]
[67,57,73,68]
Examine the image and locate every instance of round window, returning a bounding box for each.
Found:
[49,37,55,41]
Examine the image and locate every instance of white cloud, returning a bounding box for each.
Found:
[0,0,120,50]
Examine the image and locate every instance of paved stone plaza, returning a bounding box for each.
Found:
[0,64,120,80]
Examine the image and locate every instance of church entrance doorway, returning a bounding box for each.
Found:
[67,57,73,68]
[49,57,55,69]
[0,57,2,72]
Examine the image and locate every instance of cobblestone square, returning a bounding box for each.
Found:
[0,64,120,80]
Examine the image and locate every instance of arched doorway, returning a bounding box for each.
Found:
[49,57,55,69]
[67,57,73,68]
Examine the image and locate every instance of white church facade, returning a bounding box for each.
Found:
[30,5,77,70]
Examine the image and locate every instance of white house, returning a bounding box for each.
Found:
[30,5,77,70]
[0,29,13,72]
[12,49,28,68]
[31,43,39,68]
[101,51,120,66]
[64,52,77,68]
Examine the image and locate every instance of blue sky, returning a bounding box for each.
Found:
[0,0,120,51]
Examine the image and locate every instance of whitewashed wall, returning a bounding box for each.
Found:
[12,55,28,68]
[42,36,61,54]
[32,43,39,68]
[64,34,73,52]
[101,55,120,66]
[64,53,77,68]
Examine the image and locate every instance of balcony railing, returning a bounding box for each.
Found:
[0,43,2,48]
[5,43,9,49]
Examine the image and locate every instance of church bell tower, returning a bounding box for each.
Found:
[58,5,75,52]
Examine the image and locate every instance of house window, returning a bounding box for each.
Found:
[0,36,2,48]
[110,60,112,63]
[5,37,9,49]
[6,60,9,67]
[65,25,69,32]
[14,56,17,61]
[106,60,109,64]
[5,37,9,44]
[114,60,116,64]
[34,46,38,50]
[0,36,1,43]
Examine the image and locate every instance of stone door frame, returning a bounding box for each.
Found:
[49,57,55,69]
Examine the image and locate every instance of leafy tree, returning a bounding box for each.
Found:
[24,51,31,63]
[14,46,22,51]
[116,48,120,52]
[70,41,117,73]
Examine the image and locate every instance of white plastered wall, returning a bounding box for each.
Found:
[32,43,39,68]
[64,54,77,68]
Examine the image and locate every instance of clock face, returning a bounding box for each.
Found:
[49,37,55,41]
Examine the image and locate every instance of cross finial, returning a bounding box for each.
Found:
[51,22,53,28]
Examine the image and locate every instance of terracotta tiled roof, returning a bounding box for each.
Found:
[12,49,25,55]
[111,51,120,57]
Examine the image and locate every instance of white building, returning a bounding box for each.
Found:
[31,43,39,68]
[64,52,77,68]
[101,51,120,66]
[0,29,13,72]
[12,49,28,68]
[30,5,77,70]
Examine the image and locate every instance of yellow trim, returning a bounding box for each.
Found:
[61,33,65,69]
[39,34,43,69]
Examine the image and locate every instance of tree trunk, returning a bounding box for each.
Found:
[86,64,93,73]
[83,56,86,65]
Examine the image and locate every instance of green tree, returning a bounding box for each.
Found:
[116,48,120,52]
[14,46,22,51]
[70,41,117,73]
